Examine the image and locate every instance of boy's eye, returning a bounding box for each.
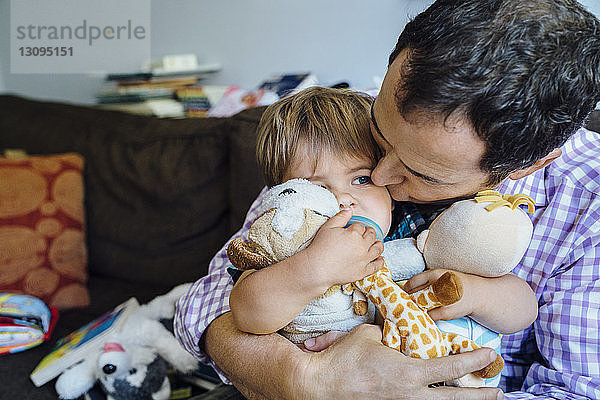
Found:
[353,176,372,185]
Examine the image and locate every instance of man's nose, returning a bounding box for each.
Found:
[372,159,404,187]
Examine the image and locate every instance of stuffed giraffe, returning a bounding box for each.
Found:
[343,268,504,379]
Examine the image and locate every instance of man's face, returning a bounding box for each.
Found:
[370,51,491,204]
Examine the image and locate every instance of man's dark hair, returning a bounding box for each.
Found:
[389,0,600,184]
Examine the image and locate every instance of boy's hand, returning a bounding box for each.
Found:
[302,209,384,290]
[403,269,480,321]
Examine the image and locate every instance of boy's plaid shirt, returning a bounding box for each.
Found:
[385,201,446,242]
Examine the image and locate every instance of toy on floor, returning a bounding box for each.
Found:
[55,284,198,400]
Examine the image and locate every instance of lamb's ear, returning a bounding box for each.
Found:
[416,230,429,254]
[55,358,97,399]
[227,238,271,270]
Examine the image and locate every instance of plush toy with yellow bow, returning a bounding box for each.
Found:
[413,190,535,279]
[358,189,536,387]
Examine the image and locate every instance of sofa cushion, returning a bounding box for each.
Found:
[85,121,230,287]
[227,106,267,233]
[0,153,89,309]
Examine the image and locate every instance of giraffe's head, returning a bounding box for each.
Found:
[415,191,535,277]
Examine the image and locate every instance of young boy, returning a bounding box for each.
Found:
[228,87,536,352]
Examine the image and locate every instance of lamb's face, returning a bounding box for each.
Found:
[259,179,339,240]
[259,179,340,229]
[246,179,340,263]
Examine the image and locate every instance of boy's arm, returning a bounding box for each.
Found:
[229,251,330,334]
[229,210,385,334]
[404,270,538,334]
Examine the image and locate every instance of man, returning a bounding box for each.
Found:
[175,0,600,398]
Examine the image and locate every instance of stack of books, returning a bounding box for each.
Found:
[175,85,229,118]
[96,54,221,118]
[97,60,318,119]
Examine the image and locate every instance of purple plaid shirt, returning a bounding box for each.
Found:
[174,128,600,398]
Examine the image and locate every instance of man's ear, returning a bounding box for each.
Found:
[508,148,562,181]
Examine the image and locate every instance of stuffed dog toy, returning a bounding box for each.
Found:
[55,284,198,400]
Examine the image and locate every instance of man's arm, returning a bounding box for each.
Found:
[502,249,600,399]
[174,188,268,378]
[176,188,502,399]
[206,313,505,400]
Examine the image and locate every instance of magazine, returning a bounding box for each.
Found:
[30,297,139,387]
[258,73,318,98]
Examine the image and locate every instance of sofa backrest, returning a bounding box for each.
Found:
[0,95,265,288]
[2,94,599,288]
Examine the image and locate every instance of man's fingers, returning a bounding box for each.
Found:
[422,348,499,385]
[348,323,383,341]
[428,386,503,400]
[304,330,347,351]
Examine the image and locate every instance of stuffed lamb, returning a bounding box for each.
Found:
[227,179,378,343]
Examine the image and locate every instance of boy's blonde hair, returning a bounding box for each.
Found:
[256,86,379,187]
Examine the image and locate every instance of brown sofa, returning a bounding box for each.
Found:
[0,94,266,399]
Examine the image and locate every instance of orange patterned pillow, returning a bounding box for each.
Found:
[0,153,89,309]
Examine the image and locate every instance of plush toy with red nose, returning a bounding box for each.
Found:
[54,284,198,400]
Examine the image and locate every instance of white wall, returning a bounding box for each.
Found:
[2,0,598,105]
[579,0,600,17]
[0,0,9,94]
[0,60,5,92]
[0,0,433,104]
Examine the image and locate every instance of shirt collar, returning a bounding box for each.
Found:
[496,167,548,208]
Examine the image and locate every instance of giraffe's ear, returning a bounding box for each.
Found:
[416,230,429,254]
[227,238,271,270]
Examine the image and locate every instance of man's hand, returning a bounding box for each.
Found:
[301,324,504,400]
[207,315,503,400]
[303,209,384,291]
